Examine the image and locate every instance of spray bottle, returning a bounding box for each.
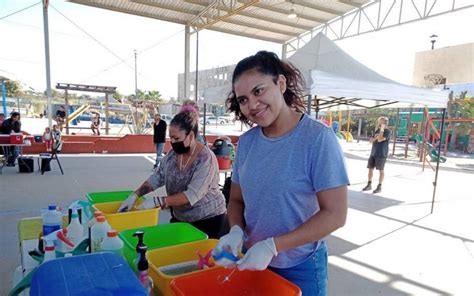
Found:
[69,200,93,236]
[67,207,83,246]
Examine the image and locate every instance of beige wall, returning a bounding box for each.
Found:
[413,43,474,87]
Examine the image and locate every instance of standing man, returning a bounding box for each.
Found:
[363,116,391,194]
[55,105,66,132]
[153,113,167,170]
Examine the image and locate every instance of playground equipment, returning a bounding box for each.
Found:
[67,104,90,124]
[56,83,116,135]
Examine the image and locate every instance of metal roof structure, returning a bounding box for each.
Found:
[68,0,370,44]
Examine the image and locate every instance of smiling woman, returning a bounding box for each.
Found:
[216,51,350,296]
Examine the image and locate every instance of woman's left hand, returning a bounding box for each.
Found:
[236,238,278,271]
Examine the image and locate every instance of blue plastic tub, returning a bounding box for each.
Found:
[30,252,147,296]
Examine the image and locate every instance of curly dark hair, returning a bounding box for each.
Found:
[226,51,306,126]
[170,111,199,136]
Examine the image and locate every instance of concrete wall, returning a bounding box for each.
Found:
[178,65,235,101]
[413,43,474,87]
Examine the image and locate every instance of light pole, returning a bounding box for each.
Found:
[42,0,53,127]
[430,34,438,50]
[134,49,138,99]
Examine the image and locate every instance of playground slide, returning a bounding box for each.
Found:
[343,131,353,142]
[67,105,90,124]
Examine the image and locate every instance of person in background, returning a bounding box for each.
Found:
[362,116,391,194]
[43,126,53,152]
[52,124,61,142]
[91,112,101,135]
[118,110,227,239]
[213,51,349,296]
[1,111,22,166]
[153,113,167,170]
[0,113,4,126]
[55,106,66,132]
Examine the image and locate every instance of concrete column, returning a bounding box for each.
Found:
[184,25,191,101]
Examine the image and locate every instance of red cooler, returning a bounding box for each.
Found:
[10,133,24,144]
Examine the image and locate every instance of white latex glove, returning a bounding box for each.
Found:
[237,237,277,271]
[136,196,165,210]
[117,193,138,212]
[212,225,244,268]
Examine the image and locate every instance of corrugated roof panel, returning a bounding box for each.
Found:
[226,14,307,36]
[212,21,292,43]
[68,0,373,43]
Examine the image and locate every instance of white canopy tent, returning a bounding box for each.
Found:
[289,32,448,110]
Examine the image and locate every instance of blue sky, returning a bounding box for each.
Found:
[0,0,473,99]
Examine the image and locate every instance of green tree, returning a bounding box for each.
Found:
[144,90,163,103]
[128,89,145,101]
[1,80,23,97]
[113,91,124,103]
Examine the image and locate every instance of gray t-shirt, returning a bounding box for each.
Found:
[147,146,226,222]
[233,115,349,268]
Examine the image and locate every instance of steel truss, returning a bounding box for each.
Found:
[284,0,473,55]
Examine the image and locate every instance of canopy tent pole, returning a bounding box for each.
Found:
[419,108,427,162]
[2,79,7,115]
[431,108,446,213]
[357,117,362,143]
[404,108,413,158]
[392,108,400,156]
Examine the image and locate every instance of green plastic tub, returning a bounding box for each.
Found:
[119,223,208,269]
[85,190,134,204]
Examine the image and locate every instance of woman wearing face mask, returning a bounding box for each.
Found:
[118,110,227,238]
[213,51,349,295]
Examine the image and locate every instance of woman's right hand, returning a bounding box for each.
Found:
[117,193,138,212]
[212,225,244,267]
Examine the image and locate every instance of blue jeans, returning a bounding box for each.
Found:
[269,241,328,296]
[155,142,165,166]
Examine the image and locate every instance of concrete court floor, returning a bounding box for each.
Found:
[0,154,473,295]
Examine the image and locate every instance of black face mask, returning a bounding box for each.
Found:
[171,140,190,154]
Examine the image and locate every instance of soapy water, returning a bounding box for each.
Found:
[159,261,201,276]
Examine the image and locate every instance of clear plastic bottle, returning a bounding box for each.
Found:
[101,230,124,256]
[91,216,110,252]
[42,205,62,236]
[67,208,83,246]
